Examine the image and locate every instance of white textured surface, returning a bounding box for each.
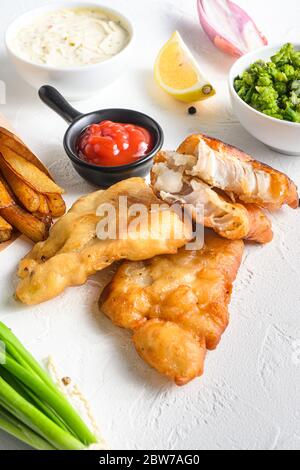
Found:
[0,0,300,451]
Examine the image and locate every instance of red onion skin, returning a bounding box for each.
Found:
[197,0,268,58]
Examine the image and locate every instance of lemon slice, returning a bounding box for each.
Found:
[154,31,216,103]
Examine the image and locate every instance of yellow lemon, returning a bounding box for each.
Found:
[154,31,216,103]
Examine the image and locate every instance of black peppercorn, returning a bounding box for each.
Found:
[188,106,197,115]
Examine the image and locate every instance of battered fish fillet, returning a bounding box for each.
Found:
[16,178,192,305]
[100,231,244,386]
[151,151,273,243]
[177,134,299,210]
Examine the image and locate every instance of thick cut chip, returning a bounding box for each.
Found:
[0,147,64,195]
[38,194,50,215]
[0,216,12,243]
[0,157,40,213]
[0,127,52,177]
[46,194,66,218]
[0,177,50,243]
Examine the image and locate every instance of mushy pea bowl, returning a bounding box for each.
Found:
[229,43,300,156]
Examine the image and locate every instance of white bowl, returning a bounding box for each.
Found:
[229,44,300,156]
[5,2,134,101]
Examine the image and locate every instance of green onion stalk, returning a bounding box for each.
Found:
[0,321,98,450]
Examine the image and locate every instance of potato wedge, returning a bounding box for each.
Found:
[46,194,66,218]
[0,127,52,177]
[0,147,64,195]
[0,215,12,243]
[0,157,40,212]
[1,206,50,243]
[32,213,52,225]
[0,177,50,242]
[38,194,50,215]
[0,175,13,208]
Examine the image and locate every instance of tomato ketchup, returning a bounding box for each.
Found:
[77,120,154,167]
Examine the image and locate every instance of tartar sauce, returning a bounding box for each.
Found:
[11,8,130,68]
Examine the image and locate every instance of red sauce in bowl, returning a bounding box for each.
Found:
[77,120,154,167]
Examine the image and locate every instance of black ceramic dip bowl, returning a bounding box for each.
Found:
[39,86,164,187]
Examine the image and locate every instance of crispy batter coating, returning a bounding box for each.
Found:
[133,321,206,386]
[100,231,244,385]
[16,178,191,305]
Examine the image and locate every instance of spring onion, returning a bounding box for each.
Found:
[0,406,55,450]
[0,321,98,450]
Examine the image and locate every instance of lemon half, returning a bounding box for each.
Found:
[154,31,216,103]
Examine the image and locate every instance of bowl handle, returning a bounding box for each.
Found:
[39,86,83,123]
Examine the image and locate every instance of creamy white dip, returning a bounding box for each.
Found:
[11,8,130,67]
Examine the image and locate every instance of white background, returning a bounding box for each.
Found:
[0,0,300,450]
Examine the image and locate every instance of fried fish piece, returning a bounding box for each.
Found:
[16,178,192,306]
[151,151,273,243]
[134,321,207,386]
[100,231,244,385]
[177,134,299,210]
